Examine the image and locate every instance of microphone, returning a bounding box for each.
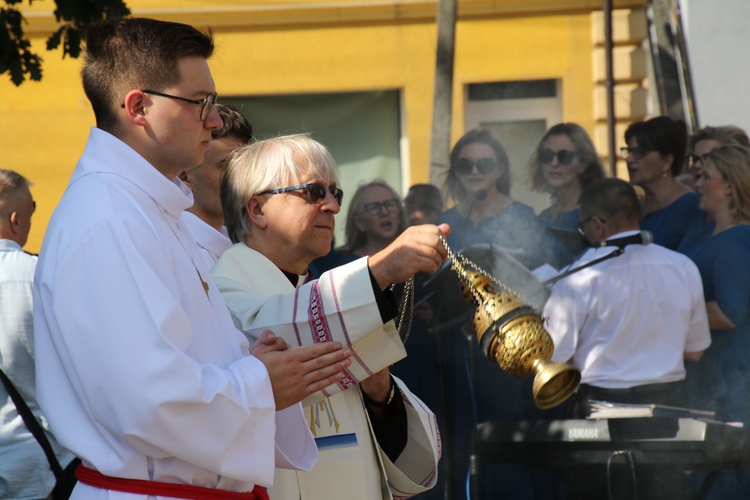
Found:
[595,230,654,248]
[455,189,488,250]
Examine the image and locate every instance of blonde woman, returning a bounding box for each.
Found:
[677,125,750,252]
[527,123,605,265]
[684,144,750,498]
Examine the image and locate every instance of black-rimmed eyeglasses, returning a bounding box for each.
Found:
[689,153,710,169]
[361,199,400,216]
[575,216,606,236]
[620,147,651,161]
[141,90,218,121]
[258,183,344,206]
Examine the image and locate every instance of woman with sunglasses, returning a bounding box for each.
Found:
[439,128,556,270]
[681,144,750,498]
[622,115,702,250]
[434,129,560,500]
[527,123,606,265]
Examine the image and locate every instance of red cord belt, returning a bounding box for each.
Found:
[75,463,270,500]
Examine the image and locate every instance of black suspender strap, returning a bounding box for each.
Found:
[0,367,65,480]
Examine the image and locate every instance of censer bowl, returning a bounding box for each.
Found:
[464,271,580,410]
[531,358,582,410]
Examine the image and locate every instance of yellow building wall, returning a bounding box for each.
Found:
[452,13,597,140]
[0,0,645,253]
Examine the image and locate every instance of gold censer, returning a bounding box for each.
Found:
[444,238,581,409]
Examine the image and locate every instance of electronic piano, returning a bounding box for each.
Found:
[477,417,750,468]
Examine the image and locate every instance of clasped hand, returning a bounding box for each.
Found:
[252,330,353,410]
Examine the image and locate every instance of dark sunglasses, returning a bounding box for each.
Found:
[538,148,576,165]
[259,183,344,206]
[454,157,498,175]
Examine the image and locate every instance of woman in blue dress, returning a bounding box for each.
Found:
[622,116,703,250]
[434,129,563,500]
[527,123,606,267]
[678,125,750,255]
[682,144,750,498]
[439,128,557,270]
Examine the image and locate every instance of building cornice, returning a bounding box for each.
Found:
[21,0,647,35]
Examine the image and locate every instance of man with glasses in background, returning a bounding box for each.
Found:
[212,134,447,499]
[542,177,711,500]
[32,17,354,499]
[180,102,254,268]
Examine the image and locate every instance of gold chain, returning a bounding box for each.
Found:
[395,236,534,345]
[438,235,530,304]
[392,276,414,344]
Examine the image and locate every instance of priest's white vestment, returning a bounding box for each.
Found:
[33,128,318,499]
[181,210,232,268]
[212,243,440,500]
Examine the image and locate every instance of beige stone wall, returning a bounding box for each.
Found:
[591,7,650,178]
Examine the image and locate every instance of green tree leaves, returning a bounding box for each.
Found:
[1,0,130,85]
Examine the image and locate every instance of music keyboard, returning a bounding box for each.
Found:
[477,418,750,468]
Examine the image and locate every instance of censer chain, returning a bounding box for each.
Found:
[438,235,533,305]
[392,276,415,344]
[393,235,532,345]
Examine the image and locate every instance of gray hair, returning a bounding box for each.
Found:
[689,125,750,151]
[0,169,32,218]
[221,133,339,244]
